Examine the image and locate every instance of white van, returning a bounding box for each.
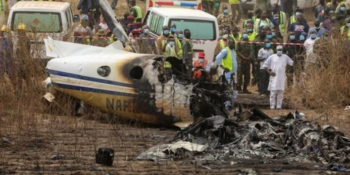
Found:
[7,1,75,58]
[143,7,219,63]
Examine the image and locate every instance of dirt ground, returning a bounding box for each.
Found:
[1,0,350,175]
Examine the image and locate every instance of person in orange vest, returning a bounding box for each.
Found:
[193,52,210,81]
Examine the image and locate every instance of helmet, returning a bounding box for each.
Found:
[17,23,26,30]
[198,52,205,58]
[1,25,9,32]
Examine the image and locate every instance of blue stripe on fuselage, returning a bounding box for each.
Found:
[53,83,138,97]
[47,69,134,88]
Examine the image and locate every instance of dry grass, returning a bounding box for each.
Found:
[0,1,350,174]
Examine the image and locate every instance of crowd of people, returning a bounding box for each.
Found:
[1,0,350,109]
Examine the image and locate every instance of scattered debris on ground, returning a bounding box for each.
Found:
[137,107,350,170]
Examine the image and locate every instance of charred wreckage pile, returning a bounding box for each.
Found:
[137,106,350,170]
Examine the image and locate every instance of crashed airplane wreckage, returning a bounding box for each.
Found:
[42,37,237,126]
[137,108,350,168]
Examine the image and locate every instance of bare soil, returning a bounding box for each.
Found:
[1,1,350,175]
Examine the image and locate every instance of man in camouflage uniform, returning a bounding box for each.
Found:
[217,5,235,34]
[236,30,252,94]
[250,27,266,86]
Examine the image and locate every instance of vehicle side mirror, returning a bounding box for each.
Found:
[73,15,80,22]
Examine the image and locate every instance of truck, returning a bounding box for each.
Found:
[7,1,75,59]
[143,6,219,64]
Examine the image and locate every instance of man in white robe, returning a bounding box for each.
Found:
[262,45,293,109]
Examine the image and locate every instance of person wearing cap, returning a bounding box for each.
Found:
[157,25,171,55]
[92,29,109,47]
[193,52,210,81]
[262,45,293,109]
[308,19,327,38]
[250,27,267,86]
[15,23,30,53]
[257,39,274,96]
[215,39,238,85]
[304,29,320,67]
[315,0,331,22]
[170,23,177,37]
[340,17,350,39]
[254,10,274,33]
[236,30,252,94]
[127,15,136,34]
[74,14,93,45]
[288,11,309,42]
[217,5,235,34]
[0,25,12,76]
[228,0,243,24]
[138,25,156,54]
[182,29,193,81]
[129,0,142,23]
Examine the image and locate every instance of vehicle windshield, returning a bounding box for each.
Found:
[169,19,216,40]
[12,12,61,33]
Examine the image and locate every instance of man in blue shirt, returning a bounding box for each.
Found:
[215,39,238,84]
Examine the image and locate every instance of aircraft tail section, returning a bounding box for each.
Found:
[44,37,126,58]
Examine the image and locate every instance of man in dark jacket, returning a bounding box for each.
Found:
[182,29,193,81]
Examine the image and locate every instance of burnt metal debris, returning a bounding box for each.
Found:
[137,107,350,169]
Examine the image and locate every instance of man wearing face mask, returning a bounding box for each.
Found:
[139,25,156,54]
[182,29,194,81]
[315,0,331,22]
[308,19,327,38]
[288,12,309,42]
[246,22,258,41]
[258,39,274,96]
[250,27,266,86]
[236,31,252,94]
[336,4,347,22]
[218,5,235,33]
[175,30,183,59]
[340,17,350,39]
[335,0,348,13]
[262,45,293,110]
[243,11,254,31]
[164,36,177,57]
[156,26,171,55]
[215,39,238,86]
[170,23,177,37]
[271,4,287,35]
[304,29,320,67]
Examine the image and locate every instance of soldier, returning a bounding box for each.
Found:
[217,5,235,34]
[92,29,109,47]
[182,29,194,81]
[236,31,252,94]
[250,27,267,86]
